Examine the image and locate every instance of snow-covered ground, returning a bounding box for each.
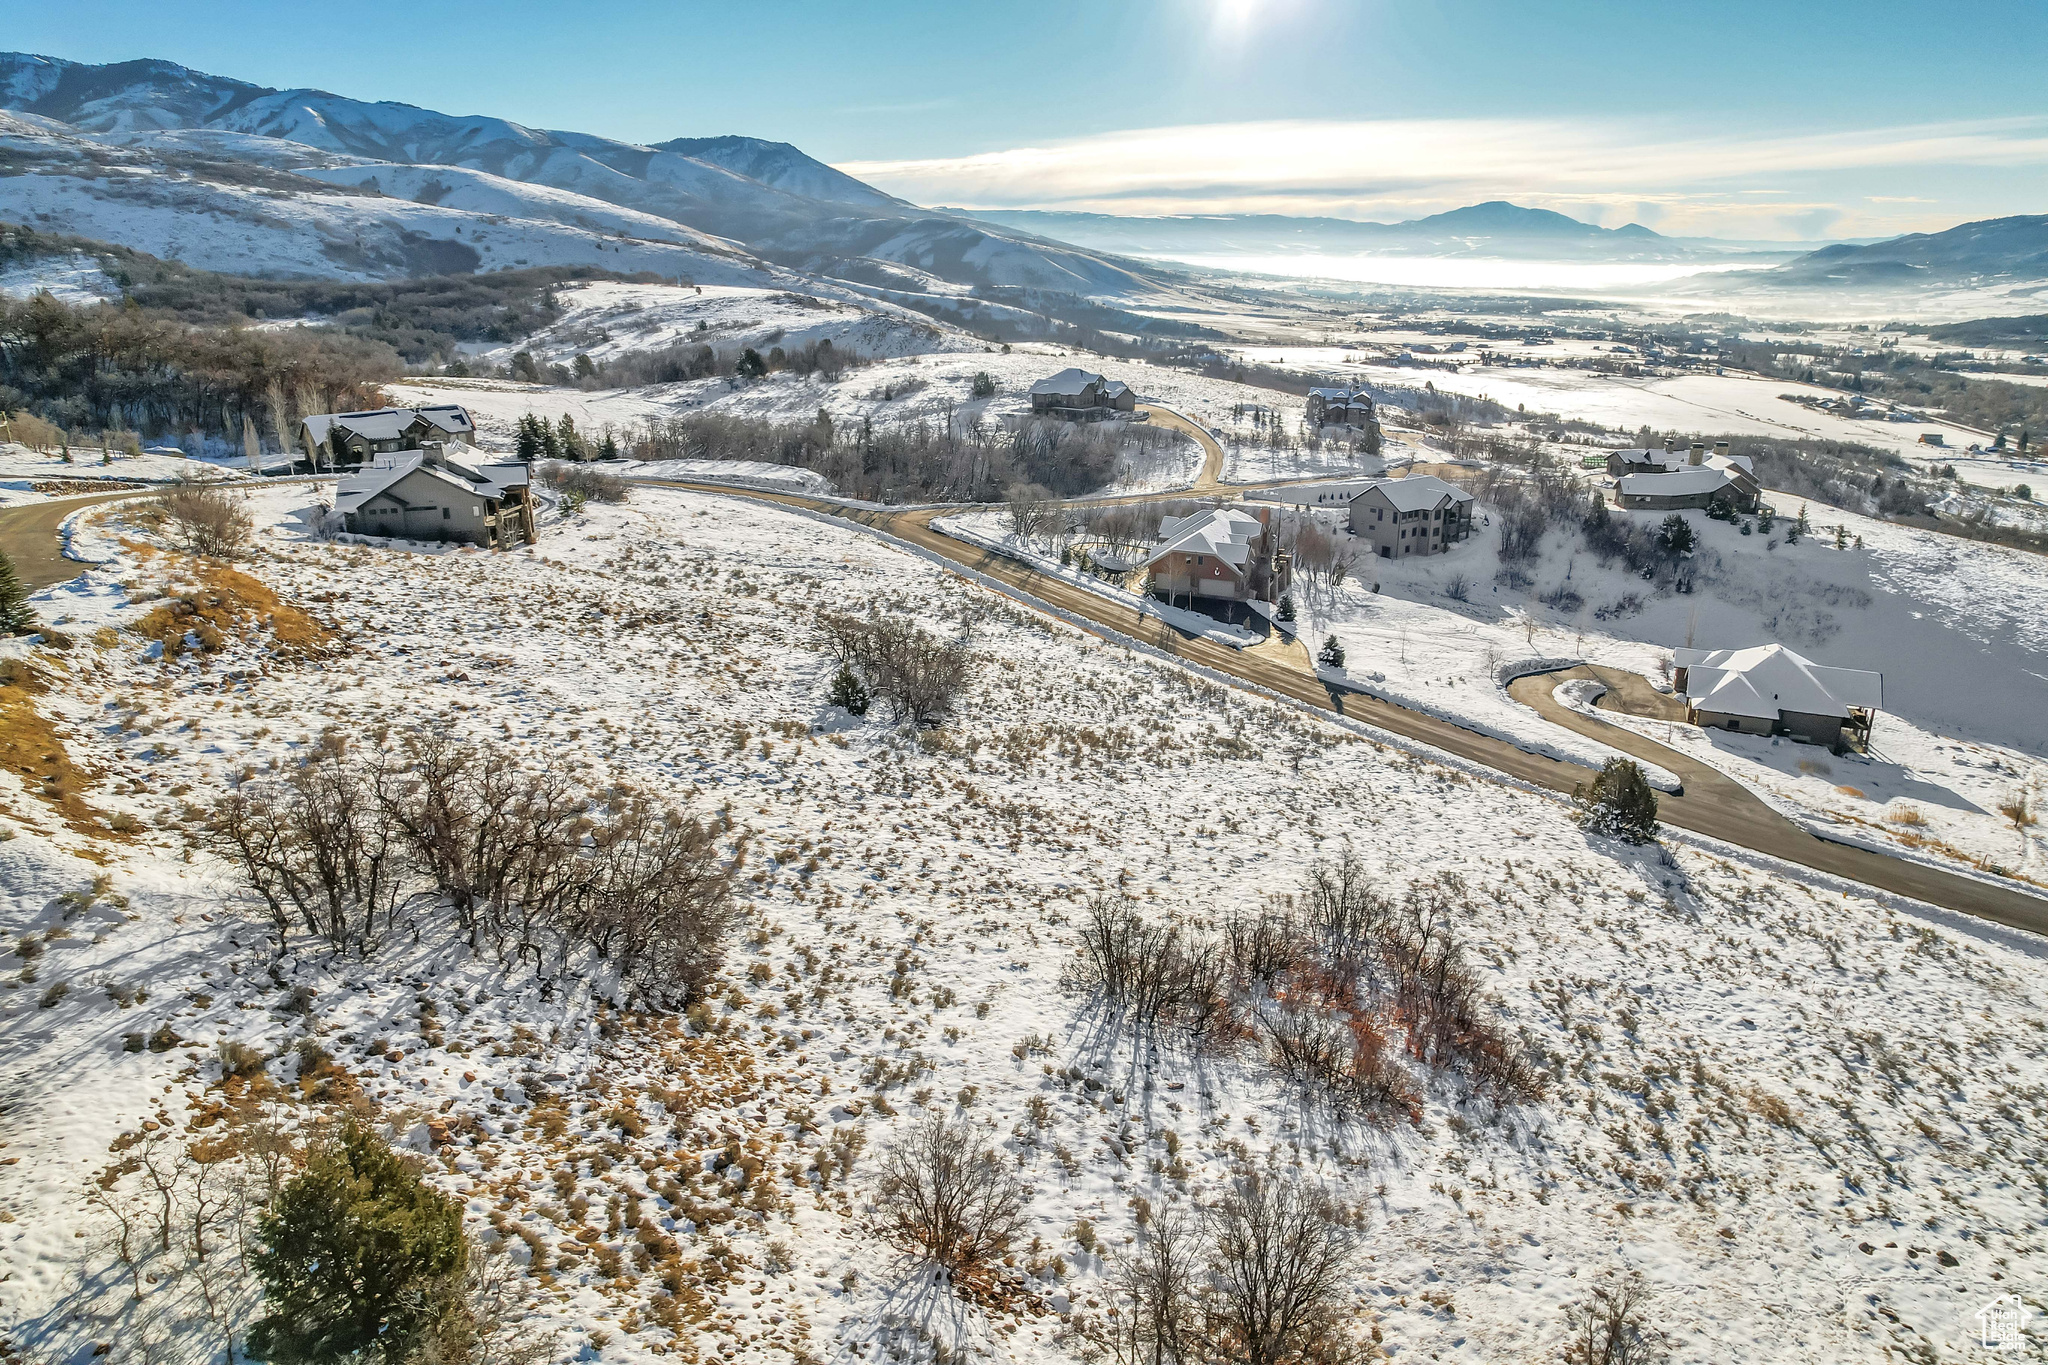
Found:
[3,484,2044,1364]
[0,441,253,506]
[466,281,982,370]
[1571,685,2048,888]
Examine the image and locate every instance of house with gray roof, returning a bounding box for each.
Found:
[1348,475,1474,558]
[1142,505,1280,606]
[335,446,535,548]
[299,405,477,470]
[1672,643,1881,750]
[1028,368,1136,421]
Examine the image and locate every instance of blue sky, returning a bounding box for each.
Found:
[13,0,2048,238]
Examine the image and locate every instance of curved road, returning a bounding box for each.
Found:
[0,490,146,590]
[1135,403,1226,491]
[5,480,2042,935]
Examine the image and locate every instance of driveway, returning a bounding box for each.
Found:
[1508,665,2048,936]
[0,491,148,590]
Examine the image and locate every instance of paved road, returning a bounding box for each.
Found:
[1135,403,1226,490]
[1509,665,2048,936]
[0,491,146,590]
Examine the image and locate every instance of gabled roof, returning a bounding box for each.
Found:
[1029,367,1105,398]
[1144,507,1264,571]
[1611,447,1678,468]
[1672,643,1882,720]
[1617,466,1739,497]
[335,450,513,513]
[1357,474,1472,513]
[1246,479,1377,507]
[301,405,475,448]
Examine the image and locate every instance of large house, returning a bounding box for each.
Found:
[1028,369,1136,421]
[1615,442,1760,512]
[1348,475,1475,559]
[1305,387,1377,428]
[336,445,536,548]
[1244,478,1381,511]
[1143,505,1282,606]
[1672,643,1882,750]
[299,406,477,470]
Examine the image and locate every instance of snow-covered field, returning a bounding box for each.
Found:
[0,441,252,506]
[466,282,982,370]
[4,484,2044,1363]
[1574,687,2047,888]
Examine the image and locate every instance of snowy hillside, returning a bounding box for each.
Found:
[1,484,2043,1365]
[0,51,1192,319]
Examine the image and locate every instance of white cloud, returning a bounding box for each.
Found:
[838,115,2048,237]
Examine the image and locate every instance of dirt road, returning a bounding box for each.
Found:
[0,491,144,590]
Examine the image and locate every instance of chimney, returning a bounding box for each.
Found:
[1713,441,1730,463]
[1689,442,1706,466]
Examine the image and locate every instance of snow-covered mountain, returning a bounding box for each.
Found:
[0,51,1193,330]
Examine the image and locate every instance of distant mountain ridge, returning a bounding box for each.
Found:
[1767,214,2048,285]
[0,51,1204,338]
[953,201,1807,264]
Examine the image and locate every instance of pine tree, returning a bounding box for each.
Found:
[249,1120,469,1365]
[827,663,870,716]
[514,414,543,461]
[1276,594,1295,623]
[0,550,36,634]
[1787,503,1810,544]
[598,431,620,460]
[737,348,766,380]
[1318,634,1345,669]
[1575,758,1659,843]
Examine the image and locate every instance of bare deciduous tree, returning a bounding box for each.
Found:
[821,611,976,729]
[1562,1270,1670,1365]
[154,480,256,559]
[873,1114,1028,1281]
[1207,1173,1364,1365]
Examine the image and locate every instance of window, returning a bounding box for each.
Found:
[442,507,452,520]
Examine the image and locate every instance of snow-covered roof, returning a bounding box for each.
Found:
[1617,466,1739,497]
[335,449,521,513]
[301,405,475,448]
[1029,368,1105,398]
[1706,452,1756,478]
[1672,644,1882,720]
[1144,507,1264,570]
[1611,447,1678,468]
[1102,380,1130,398]
[1245,479,1376,507]
[1358,474,1472,513]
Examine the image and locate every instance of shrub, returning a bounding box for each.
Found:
[1576,758,1659,843]
[218,1038,267,1078]
[155,480,255,559]
[826,663,870,716]
[873,1114,1028,1281]
[1317,635,1345,669]
[1562,1269,1670,1365]
[1656,514,1694,555]
[249,1120,469,1365]
[970,371,998,399]
[537,460,628,504]
[1275,594,1295,622]
[820,611,975,729]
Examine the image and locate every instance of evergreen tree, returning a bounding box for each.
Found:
[1584,490,1610,531]
[737,348,766,380]
[827,662,870,716]
[599,431,620,460]
[572,352,597,382]
[1318,634,1345,669]
[1276,594,1295,623]
[555,414,581,460]
[1575,758,1659,843]
[0,550,36,634]
[1657,513,1695,555]
[514,414,544,461]
[1789,503,1811,544]
[970,372,997,399]
[248,1120,469,1365]
[1756,503,1776,535]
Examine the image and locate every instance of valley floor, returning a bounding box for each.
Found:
[1,485,2043,1363]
